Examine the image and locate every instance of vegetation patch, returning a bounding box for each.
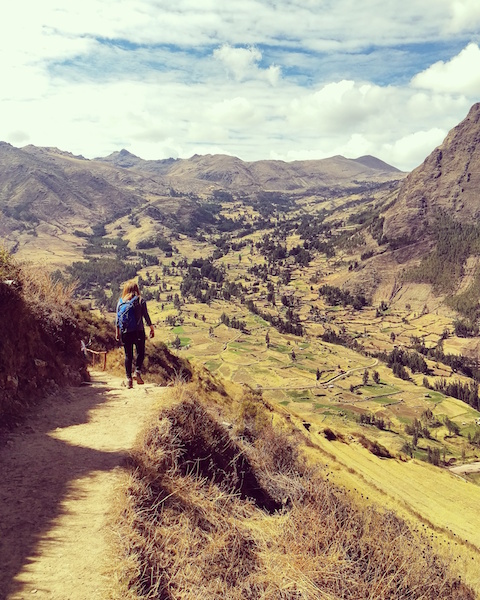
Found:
[354,432,393,458]
[144,342,193,385]
[0,250,88,422]
[115,383,474,599]
[370,395,399,405]
[406,213,480,295]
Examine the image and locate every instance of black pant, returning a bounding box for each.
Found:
[121,330,146,379]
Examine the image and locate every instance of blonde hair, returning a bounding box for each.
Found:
[121,279,140,301]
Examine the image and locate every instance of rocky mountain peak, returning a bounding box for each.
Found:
[383,103,480,242]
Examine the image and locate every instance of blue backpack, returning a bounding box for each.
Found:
[117,296,139,334]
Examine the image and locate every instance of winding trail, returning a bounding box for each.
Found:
[0,371,165,600]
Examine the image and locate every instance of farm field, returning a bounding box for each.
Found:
[129,224,480,471]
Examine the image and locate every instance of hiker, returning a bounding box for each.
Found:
[115,280,155,388]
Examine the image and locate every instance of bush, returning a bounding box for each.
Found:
[354,433,392,458]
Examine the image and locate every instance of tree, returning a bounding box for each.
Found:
[444,416,460,436]
[401,441,414,458]
[172,335,181,349]
[372,370,380,384]
[363,369,369,385]
[316,367,321,381]
[291,349,296,361]
[427,447,441,466]
[265,331,270,348]
[412,431,418,448]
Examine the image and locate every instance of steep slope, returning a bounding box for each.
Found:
[2,369,478,599]
[0,250,88,421]
[0,144,175,262]
[383,103,480,242]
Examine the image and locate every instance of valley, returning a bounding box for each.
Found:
[3,121,480,477]
[3,104,480,596]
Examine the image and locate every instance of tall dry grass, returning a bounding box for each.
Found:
[0,251,88,421]
[114,382,475,600]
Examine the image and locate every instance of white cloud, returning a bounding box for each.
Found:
[213,45,262,81]
[287,81,391,134]
[206,97,260,126]
[448,0,480,33]
[213,45,281,85]
[385,128,447,171]
[0,2,479,173]
[412,43,480,94]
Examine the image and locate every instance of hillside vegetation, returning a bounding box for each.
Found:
[114,379,475,599]
[0,249,199,423]
[2,249,479,597]
[0,248,88,421]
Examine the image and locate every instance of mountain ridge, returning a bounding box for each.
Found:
[0,142,405,261]
[383,102,480,242]
[97,148,405,192]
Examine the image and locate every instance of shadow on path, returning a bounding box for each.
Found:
[0,380,129,599]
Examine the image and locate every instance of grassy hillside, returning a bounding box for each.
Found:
[0,249,89,421]
[112,379,476,599]
[5,134,480,596]
[2,246,480,596]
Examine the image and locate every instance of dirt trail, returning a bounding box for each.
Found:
[0,371,166,600]
[449,461,480,475]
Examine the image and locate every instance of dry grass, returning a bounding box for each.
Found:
[0,250,88,421]
[114,383,475,600]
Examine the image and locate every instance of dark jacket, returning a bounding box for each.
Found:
[136,297,153,331]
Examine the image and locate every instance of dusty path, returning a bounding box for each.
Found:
[0,371,165,600]
[449,461,480,475]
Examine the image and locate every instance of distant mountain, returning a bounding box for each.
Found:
[0,143,146,235]
[97,151,405,193]
[0,143,405,257]
[382,103,480,242]
[3,105,480,314]
[99,148,176,173]
[353,155,402,172]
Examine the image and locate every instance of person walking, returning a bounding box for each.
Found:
[115,279,155,388]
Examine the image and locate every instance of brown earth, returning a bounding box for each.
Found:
[0,371,166,600]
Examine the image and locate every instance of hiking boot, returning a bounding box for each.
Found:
[134,371,144,385]
[126,378,133,389]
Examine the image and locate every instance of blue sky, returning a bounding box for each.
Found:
[1,0,480,171]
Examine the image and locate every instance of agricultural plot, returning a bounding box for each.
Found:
[86,190,478,502]
[137,241,480,459]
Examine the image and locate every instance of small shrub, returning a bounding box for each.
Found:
[323,427,337,441]
[355,433,392,458]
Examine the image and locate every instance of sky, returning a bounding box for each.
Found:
[1,1,480,172]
